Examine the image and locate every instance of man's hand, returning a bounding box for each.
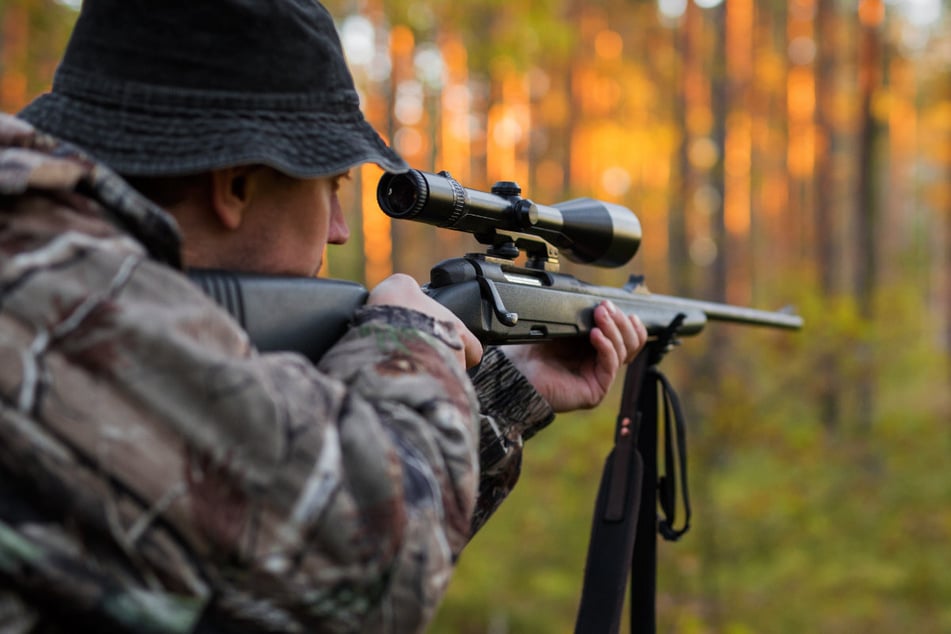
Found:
[502,300,647,412]
[367,273,484,369]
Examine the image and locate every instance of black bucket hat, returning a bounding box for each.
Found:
[19,0,407,178]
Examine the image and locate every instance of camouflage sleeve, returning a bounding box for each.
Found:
[0,114,555,633]
[467,348,555,534]
[0,226,482,632]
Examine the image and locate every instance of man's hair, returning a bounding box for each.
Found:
[122,173,210,209]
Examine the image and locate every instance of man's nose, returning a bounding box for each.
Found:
[328,208,350,244]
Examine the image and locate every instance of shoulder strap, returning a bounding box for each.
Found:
[574,354,693,633]
[655,369,691,541]
[574,354,648,634]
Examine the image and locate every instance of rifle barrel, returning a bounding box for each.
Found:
[649,294,803,330]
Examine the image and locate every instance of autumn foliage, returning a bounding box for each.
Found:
[4,1,950,631]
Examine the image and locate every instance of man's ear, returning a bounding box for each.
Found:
[210,166,256,230]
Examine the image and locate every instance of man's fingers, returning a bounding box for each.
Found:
[368,273,482,369]
[620,313,646,364]
[460,330,484,368]
[630,314,647,361]
[594,302,622,351]
[594,301,645,366]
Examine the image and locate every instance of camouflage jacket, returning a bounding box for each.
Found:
[0,113,553,633]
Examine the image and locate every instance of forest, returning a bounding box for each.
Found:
[2,0,949,632]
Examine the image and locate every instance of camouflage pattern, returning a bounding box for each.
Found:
[0,113,553,633]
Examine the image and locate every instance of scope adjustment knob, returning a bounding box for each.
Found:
[491,181,522,198]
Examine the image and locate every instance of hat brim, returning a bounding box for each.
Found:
[19,90,408,179]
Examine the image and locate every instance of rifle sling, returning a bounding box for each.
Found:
[574,354,647,634]
[656,369,691,541]
[574,353,692,633]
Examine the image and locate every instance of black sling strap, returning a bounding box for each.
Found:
[574,353,648,634]
[655,369,691,542]
[575,335,692,633]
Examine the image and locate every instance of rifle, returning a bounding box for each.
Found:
[189,169,802,634]
[189,169,800,362]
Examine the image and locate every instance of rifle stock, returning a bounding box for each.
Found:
[188,270,366,363]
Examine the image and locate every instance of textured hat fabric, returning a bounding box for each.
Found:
[18,0,407,178]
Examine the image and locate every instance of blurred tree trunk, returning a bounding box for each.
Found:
[946,212,951,400]
[695,4,728,629]
[561,0,581,203]
[673,0,705,364]
[709,5,727,308]
[854,0,884,432]
[671,2,699,297]
[814,0,838,296]
[0,0,29,112]
[856,3,882,317]
[814,0,843,429]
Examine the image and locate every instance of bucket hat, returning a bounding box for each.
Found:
[19,0,407,178]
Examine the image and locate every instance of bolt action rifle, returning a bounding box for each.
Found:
[189,169,802,634]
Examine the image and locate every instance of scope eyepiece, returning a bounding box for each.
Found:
[377,169,642,268]
[377,171,427,218]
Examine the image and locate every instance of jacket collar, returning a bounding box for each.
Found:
[0,113,183,268]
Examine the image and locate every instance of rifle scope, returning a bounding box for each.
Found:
[377,169,642,268]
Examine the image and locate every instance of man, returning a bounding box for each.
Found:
[0,1,645,632]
